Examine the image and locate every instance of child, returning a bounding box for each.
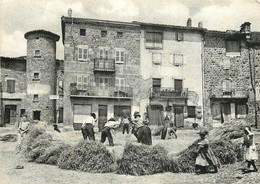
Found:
[243,127,258,172]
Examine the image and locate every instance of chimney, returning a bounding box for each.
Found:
[187,18,192,27]
[198,21,203,28]
[68,8,72,17]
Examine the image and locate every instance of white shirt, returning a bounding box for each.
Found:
[82,115,96,127]
[104,121,120,129]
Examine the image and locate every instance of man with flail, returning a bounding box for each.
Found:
[100,118,120,146]
[132,112,152,145]
[81,113,97,141]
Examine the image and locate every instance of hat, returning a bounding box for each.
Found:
[197,129,209,135]
[164,116,170,120]
[108,118,115,121]
[134,111,141,117]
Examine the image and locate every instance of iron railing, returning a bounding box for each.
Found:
[150,87,188,98]
[94,58,115,71]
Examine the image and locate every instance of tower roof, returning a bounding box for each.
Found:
[24,30,60,42]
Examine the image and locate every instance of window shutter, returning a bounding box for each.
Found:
[83,49,88,60]
[83,75,89,90]
[78,48,83,60]
[76,75,83,90]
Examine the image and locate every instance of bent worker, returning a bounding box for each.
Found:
[195,129,219,174]
[100,118,120,146]
[81,113,96,141]
[17,115,30,145]
[132,112,152,145]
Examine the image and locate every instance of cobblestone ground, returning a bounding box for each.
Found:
[0,126,259,184]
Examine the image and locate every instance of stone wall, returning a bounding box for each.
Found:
[63,22,141,124]
[203,32,254,125]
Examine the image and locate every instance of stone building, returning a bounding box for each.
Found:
[61,16,141,129]
[203,22,260,127]
[137,20,205,127]
[0,30,63,126]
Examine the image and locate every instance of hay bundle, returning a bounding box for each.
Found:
[57,141,115,173]
[0,134,17,142]
[20,125,52,162]
[36,142,71,165]
[175,139,243,173]
[151,126,164,136]
[117,143,175,175]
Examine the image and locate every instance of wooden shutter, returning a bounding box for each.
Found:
[7,80,15,93]
[76,75,83,90]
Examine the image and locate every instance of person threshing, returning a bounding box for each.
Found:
[195,129,218,174]
[81,113,97,141]
[242,127,258,172]
[100,118,120,146]
[161,116,177,139]
[132,112,152,145]
[17,115,30,145]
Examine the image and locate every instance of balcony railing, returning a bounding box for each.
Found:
[94,58,115,72]
[70,83,133,98]
[209,87,249,98]
[150,87,188,98]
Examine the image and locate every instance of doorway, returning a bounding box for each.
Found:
[174,106,184,128]
[98,105,107,131]
[33,111,41,121]
[4,105,17,124]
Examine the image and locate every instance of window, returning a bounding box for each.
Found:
[187,106,196,118]
[99,48,109,59]
[236,104,247,119]
[152,78,161,94]
[222,79,233,95]
[78,46,88,61]
[117,32,123,39]
[34,50,41,58]
[6,80,15,93]
[174,79,183,92]
[176,33,183,41]
[80,29,86,36]
[152,53,162,64]
[115,48,125,63]
[20,109,26,117]
[33,72,40,81]
[225,40,240,53]
[146,32,162,49]
[33,110,41,120]
[33,94,39,101]
[98,77,112,87]
[76,75,89,90]
[173,54,183,66]
[115,78,125,90]
[223,58,230,70]
[101,30,107,37]
[58,80,63,95]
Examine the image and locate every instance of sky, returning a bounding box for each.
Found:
[0,0,259,59]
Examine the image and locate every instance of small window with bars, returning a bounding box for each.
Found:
[80,29,86,36]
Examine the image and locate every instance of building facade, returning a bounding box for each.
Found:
[61,17,142,130]
[137,20,205,127]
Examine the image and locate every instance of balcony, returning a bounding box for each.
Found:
[70,83,133,98]
[149,87,188,98]
[209,87,249,98]
[94,58,115,72]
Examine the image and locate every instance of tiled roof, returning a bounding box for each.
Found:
[24,30,60,41]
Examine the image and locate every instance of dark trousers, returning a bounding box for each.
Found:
[100,127,114,146]
[122,124,129,134]
[137,126,152,145]
[81,124,95,141]
[161,126,168,140]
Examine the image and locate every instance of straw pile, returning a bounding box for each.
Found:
[117,143,177,175]
[20,125,53,162]
[57,141,115,173]
[36,143,71,165]
[0,134,17,142]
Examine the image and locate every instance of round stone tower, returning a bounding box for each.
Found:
[24,30,60,123]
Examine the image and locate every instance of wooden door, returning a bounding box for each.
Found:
[222,103,231,123]
[174,106,184,128]
[4,105,17,124]
[98,105,107,131]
